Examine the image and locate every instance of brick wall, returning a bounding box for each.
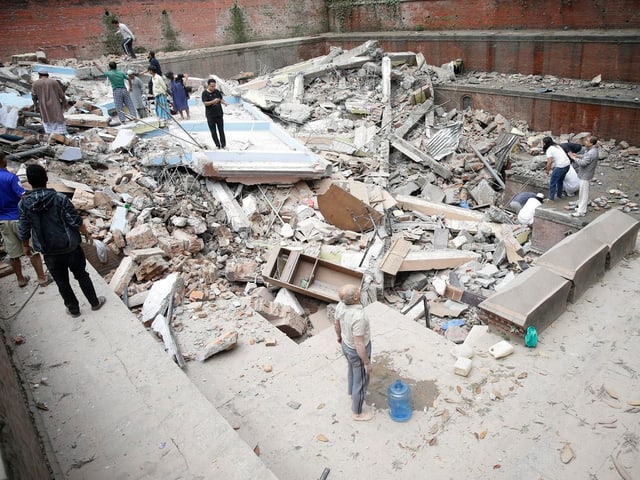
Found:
[0,0,326,61]
[0,336,52,479]
[1,1,638,62]
[330,0,640,32]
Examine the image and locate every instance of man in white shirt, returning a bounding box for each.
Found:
[517,195,543,225]
[111,19,136,59]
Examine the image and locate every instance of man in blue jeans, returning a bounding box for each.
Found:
[19,164,105,317]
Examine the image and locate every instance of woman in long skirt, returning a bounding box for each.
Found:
[148,66,171,128]
[167,72,190,120]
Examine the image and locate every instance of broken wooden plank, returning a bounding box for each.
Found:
[316,184,383,232]
[391,134,452,179]
[378,236,412,275]
[395,195,484,222]
[398,249,480,272]
[65,114,110,128]
[444,285,487,307]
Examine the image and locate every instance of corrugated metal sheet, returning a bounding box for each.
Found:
[424,122,462,160]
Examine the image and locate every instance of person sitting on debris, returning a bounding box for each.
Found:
[93,61,138,125]
[166,72,190,120]
[563,164,580,197]
[0,151,50,288]
[18,164,106,317]
[148,66,171,128]
[32,68,68,139]
[543,136,571,201]
[568,135,599,217]
[127,70,147,118]
[509,191,544,214]
[517,194,543,226]
[111,19,136,59]
[202,78,228,149]
[334,284,374,421]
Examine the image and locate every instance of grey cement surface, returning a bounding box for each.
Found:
[0,268,277,480]
[1,239,639,479]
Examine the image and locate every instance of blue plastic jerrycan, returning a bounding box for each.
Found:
[388,379,412,422]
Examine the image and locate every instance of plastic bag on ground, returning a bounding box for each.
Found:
[93,239,108,263]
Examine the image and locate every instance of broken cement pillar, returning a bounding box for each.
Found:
[205,180,251,238]
[381,56,391,104]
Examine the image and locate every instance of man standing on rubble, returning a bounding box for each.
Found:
[111,18,136,59]
[18,164,105,318]
[127,70,147,118]
[568,135,599,217]
[94,61,138,125]
[202,78,227,149]
[0,151,50,288]
[334,284,374,421]
[32,68,67,139]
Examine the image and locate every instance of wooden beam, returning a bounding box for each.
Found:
[398,249,479,272]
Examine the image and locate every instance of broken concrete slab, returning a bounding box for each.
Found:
[251,297,307,338]
[197,331,239,362]
[108,256,136,296]
[141,272,182,326]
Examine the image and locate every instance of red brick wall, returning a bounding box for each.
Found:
[2,1,639,62]
[331,0,640,32]
[0,0,326,61]
[434,86,640,145]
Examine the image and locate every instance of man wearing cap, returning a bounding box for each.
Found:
[509,191,544,214]
[517,194,544,226]
[32,69,67,138]
[127,70,147,118]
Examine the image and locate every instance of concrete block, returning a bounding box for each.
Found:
[109,256,136,295]
[579,209,640,268]
[126,224,158,249]
[534,231,608,303]
[479,266,571,336]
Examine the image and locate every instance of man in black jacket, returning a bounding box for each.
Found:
[18,164,105,317]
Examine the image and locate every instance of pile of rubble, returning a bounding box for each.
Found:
[1,41,639,362]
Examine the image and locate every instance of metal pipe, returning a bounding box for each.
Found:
[6,146,51,161]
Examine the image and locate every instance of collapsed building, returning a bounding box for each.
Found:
[1,38,639,479]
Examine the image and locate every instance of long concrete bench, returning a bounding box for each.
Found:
[479,210,638,336]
